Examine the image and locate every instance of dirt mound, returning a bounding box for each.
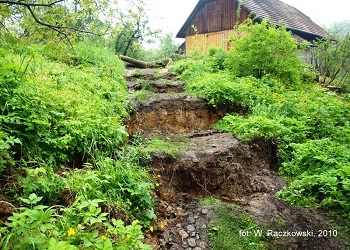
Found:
[152,132,284,202]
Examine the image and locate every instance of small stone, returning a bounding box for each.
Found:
[199,241,207,248]
[191,232,196,237]
[166,206,174,212]
[201,208,209,215]
[201,224,207,229]
[178,229,189,239]
[196,218,208,229]
[187,225,195,232]
[160,239,166,246]
[193,247,202,250]
[188,238,196,247]
[188,216,195,224]
[176,223,182,228]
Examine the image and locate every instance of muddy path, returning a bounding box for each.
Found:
[126,68,348,250]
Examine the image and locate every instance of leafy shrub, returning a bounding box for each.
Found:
[281,139,350,177]
[216,115,285,141]
[1,195,152,249]
[0,40,156,247]
[170,58,212,81]
[0,43,128,167]
[224,19,307,84]
[186,73,273,108]
[21,167,66,205]
[0,50,23,172]
[278,163,350,213]
[207,46,227,71]
[65,157,155,224]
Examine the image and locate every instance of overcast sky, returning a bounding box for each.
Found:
[144,0,349,43]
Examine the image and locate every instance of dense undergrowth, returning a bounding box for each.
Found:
[171,20,350,220]
[0,40,154,249]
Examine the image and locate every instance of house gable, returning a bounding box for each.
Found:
[176,0,250,38]
[176,0,329,53]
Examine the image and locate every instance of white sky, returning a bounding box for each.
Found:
[143,0,350,44]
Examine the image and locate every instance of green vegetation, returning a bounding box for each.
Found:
[1,195,151,249]
[0,40,155,249]
[173,19,350,219]
[208,205,266,250]
[1,0,349,247]
[1,42,128,168]
[146,136,190,158]
[199,196,221,206]
[314,20,350,91]
[224,19,309,84]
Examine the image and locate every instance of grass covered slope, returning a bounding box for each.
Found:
[171,20,350,219]
[1,42,128,168]
[0,41,154,249]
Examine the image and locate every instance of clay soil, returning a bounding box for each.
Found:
[127,68,349,250]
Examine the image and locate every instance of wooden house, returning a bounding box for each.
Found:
[176,0,329,54]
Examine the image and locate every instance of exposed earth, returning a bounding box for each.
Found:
[126,68,349,250]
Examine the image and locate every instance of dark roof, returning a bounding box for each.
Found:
[242,0,328,38]
[176,0,329,40]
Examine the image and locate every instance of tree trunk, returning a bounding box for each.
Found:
[119,55,172,68]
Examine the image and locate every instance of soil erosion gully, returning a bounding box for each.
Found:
[125,68,344,250]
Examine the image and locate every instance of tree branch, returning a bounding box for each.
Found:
[26,5,64,34]
[1,0,102,37]
[25,5,101,36]
[0,0,63,7]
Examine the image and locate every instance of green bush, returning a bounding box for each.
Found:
[223,19,307,84]
[207,46,227,71]
[0,40,157,248]
[170,57,213,81]
[21,167,66,205]
[0,50,23,172]
[0,43,128,167]
[1,195,152,249]
[65,157,155,224]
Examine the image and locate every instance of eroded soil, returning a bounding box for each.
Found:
[127,94,229,136]
[151,132,284,201]
[127,68,349,250]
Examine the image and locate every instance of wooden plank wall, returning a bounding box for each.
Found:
[185,29,237,53]
[185,0,250,37]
